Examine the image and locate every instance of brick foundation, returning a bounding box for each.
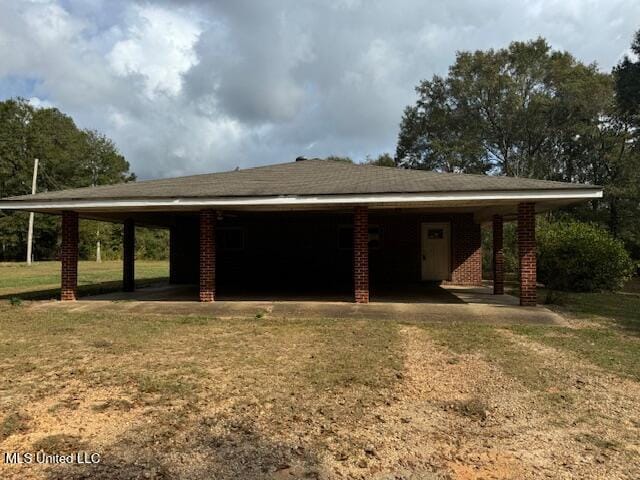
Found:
[353,206,369,303]
[518,203,537,306]
[60,211,78,301]
[199,210,216,302]
[450,214,482,285]
[123,219,135,292]
[492,215,504,295]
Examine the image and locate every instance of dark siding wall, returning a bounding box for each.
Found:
[169,211,482,288]
[218,213,353,290]
[169,217,199,284]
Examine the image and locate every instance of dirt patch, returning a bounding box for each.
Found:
[1,314,639,479]
[500,329,640,467]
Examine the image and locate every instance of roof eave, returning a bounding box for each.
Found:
[0,188,603,212]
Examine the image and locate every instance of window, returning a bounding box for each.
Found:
[338,225,382,250]
[427,228,444,239]
[218,227,245,251]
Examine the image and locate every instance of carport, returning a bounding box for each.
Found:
[0,159,602,306]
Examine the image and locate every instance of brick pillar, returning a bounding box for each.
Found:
[123,219,135,292]
[60,211,79,301]
[450,214,482,285]
[199,210,216,302]
[518,203,536,306]
[492,215,504,295]
[353,206,369,303]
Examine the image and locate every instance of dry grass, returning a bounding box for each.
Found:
[0,264,639,479]
[0,306,403,479]
[0,302,638,479]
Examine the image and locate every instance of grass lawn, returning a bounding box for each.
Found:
[0,261,168,300]
[0,262,639,479]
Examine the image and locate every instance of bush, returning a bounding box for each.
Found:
[482,222,518,279]
[537,220,634,292]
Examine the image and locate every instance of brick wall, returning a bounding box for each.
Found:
[492,215,504,295]
[518,202,537,306]
[199,210,216,302]
[353,206,369,303]
[60,211,79,301]
[450,214,482,286]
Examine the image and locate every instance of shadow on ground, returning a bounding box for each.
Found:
[40,281,466,304]
[0,278,169,301]
[44,415,324,480]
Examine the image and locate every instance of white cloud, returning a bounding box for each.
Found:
[0,0,639,179]
[108,4,201,97]
[27,97,54,109]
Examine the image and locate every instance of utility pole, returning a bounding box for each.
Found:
[96,228,102,262]
[26,158,39,265]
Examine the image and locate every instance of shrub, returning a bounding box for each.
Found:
[8,297,22,306]
[537,220,634,292]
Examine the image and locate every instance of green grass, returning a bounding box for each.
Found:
[0,260,169,300]
[421,323,554,390]
[503,278,640,381]
[622,277,640,295]
[542,289,640,331]
[511,324,640,381]
[416,278,640,400]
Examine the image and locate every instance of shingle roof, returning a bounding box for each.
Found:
[5,159,598,202]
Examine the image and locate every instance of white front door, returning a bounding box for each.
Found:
[421,222,451,281]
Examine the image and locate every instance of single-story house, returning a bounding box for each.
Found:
[0,158,602,305]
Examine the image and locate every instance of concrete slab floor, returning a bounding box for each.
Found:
[28,282,566,326]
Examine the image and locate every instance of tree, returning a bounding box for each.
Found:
[610,29,640,260]
[0,98,136,261]
[396,38,611,178]
[397,75,488,173]
[78,130,135,262]
[614,29,640,120]
[366,153,396,167]
[324,155,353,163]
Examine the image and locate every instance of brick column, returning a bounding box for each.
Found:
[492,215,504,295]
[123,219,135,292]
[353,206,369,303]
[517,203,536,306]
[450,214,482,285]
[199,210,216,302]
[60,211,79,301]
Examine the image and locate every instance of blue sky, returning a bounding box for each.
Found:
[1,0,638,179]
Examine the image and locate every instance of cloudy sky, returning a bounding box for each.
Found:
[0,0,638,179]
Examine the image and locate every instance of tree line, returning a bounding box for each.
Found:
[0,98,167,261]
